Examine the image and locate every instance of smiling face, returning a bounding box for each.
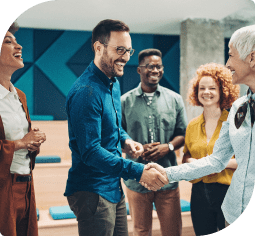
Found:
[99,31,131,78]
[226,43,252,85]
[0,31,24,71]
[198,76,220,108]
[138,55,164,93]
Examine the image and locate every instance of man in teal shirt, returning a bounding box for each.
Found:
[121,49,187,236]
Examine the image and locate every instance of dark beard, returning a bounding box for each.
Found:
[100,50,118,78]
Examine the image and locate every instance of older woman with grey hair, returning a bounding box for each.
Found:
[0,22,46,236]
[142,25,255,228]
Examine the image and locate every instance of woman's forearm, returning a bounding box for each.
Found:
[226,158,238,170]
[182,151,197,164]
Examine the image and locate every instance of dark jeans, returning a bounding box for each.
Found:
[190,182,229,236]
[67,191,128,236]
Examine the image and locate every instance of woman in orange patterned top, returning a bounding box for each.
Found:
[182,63,239,235]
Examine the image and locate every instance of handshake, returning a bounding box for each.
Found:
[123,139,169,191]
[139,163,169,191]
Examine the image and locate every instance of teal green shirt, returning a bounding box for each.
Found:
[121,84,187,193]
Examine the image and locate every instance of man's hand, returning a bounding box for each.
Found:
[123,139,144,158]
[139,165,169,191]
[142,143,170,162]
[143,142,160,152]
[140,163,168,190]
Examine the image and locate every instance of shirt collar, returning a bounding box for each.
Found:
[135,83,161,96]
[200,109,228,124]
[89,61,117,88]
[0,82,17,99]
[247,88,255,101]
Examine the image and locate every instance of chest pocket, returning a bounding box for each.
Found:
[160,112,176,131]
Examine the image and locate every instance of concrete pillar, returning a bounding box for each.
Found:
[180,19,225,122]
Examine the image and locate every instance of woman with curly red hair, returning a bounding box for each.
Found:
[182,63,239,235]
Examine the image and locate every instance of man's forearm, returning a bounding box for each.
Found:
[169,135,185,150]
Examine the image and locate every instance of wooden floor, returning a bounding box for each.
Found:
[32,121,195,236]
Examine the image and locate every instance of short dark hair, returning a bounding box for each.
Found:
[8,22,19,35]
[138,49,162,65]
[91,19,130,51]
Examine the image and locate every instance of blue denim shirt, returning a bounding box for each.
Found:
[64,61,144,203]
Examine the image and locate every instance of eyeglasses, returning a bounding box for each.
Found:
[139,64,164,71]
[103,44,135,56]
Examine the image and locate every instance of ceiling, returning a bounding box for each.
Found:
[11,0,255,36]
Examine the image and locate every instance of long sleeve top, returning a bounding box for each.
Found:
[0,83,30,174]
[165,92,255,224]
[64,61,144,203]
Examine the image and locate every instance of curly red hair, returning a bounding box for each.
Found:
[188,63,239,110]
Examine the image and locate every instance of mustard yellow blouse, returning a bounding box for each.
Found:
[183,109,234,185]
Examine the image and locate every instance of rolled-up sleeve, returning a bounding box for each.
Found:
[173,97,188,137]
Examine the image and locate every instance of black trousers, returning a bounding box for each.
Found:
[67,191,128,236]
[190,182,229,236]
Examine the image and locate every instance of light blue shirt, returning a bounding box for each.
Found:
[166,90,255,224]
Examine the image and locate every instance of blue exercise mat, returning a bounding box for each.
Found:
[49,205,75,220]
[49,199,190,220]
[37,208,39,221]
[30,115,54,121]
[35,156,61,163]
[180,199,191,212]
[126,202,130,215]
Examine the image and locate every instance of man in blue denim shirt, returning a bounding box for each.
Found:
[64,20,168,236]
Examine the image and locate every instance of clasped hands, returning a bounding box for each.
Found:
[139,163,169,191]
[123,139,169,191]
[14,127,46,152]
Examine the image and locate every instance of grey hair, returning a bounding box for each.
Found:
[229,25,255,61]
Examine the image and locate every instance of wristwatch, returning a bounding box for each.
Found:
[168,142,174,152]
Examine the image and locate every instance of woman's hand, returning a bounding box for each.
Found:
[27,140,44,152]
[182,151,197,164]
[14,127,46,151]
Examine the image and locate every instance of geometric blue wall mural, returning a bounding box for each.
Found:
[12,28,181,120]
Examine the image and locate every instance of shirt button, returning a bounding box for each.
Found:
[117,146,118,148]
[147,102,150,105]
[149,129,152,131]
[116,111,117,113]
[149,116,151,119]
